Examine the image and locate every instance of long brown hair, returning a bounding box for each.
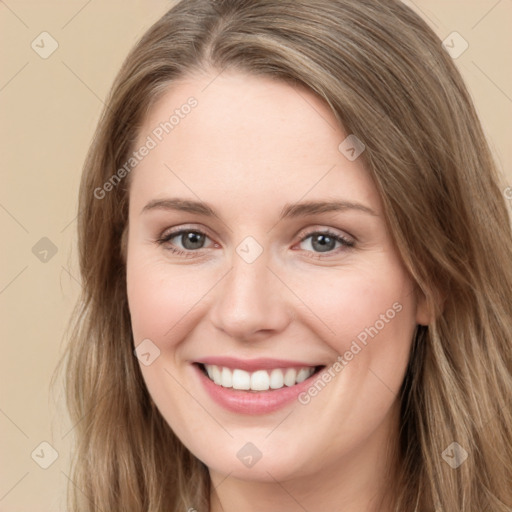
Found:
[54,0,512,510]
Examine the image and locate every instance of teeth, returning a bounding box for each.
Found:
[232,369,251,390]
[269,368,284,389]
[284,368,297,386]
[211,365,222,385]
[296,367,313,383]
[203,364,316,391]
[221,366,232,388]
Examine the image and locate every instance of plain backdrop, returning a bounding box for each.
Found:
[1,1,511,510]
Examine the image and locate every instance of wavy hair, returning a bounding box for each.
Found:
[54,0,512,510]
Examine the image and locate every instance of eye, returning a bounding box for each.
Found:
[155,227,355,258]
[297,229,355,256]
[156,228,215,255]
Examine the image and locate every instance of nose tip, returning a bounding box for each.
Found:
[209,257,291,341]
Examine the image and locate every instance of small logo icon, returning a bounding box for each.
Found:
[134,338,161,366]
[32,237,58,262]
[236,236,264,264]
[338,134,366,161]
[442,32,469,59]
[442,441,468,468]
[31,32,59,59]
[236,442,263,468]
[31,441,59,469]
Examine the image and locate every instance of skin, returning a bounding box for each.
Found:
[126,69,429,512]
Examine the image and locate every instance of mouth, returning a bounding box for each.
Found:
[195,362,325,392]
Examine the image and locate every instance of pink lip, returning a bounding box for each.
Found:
[195,356,320,372]
[193,363,323,415]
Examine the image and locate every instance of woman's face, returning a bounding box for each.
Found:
[126,70,428,484]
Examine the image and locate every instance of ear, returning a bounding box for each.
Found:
[415,283,445,326]
[415,290,431,326]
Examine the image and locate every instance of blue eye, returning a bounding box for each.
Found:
[156,228,355,258]
[156,229,213,255]
[298,230,354,255]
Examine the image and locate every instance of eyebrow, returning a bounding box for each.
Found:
[141,198,378,219]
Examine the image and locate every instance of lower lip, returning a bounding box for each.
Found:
[193,364,322,415]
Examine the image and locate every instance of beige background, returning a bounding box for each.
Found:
[1,1,511,510]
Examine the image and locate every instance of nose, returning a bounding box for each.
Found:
[209,250,292,341]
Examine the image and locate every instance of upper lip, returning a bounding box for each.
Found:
[195,356,324,372]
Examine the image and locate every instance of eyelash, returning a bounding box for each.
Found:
[155,227,355,259]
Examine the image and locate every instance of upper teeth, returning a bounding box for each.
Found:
[204,365,316,391]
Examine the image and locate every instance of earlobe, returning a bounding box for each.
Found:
[415,294,431,326]
[414,282,432,326]
[415,285,444,326]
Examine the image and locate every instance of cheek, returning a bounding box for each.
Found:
[290,262,417,368]
[126,252,214,345]
[125,253,211,432]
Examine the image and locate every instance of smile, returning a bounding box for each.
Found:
[193,358,327,415]
[199,363,323,392]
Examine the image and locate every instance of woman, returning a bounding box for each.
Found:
[58,0,512,510]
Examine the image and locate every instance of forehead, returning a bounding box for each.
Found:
[129,70,380,214]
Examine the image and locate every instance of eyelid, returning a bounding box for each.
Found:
[296,225,356,244]
[293,228,355,259]
[158,223,214,240]
[157,225,217,249]
[156,224,356,257]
